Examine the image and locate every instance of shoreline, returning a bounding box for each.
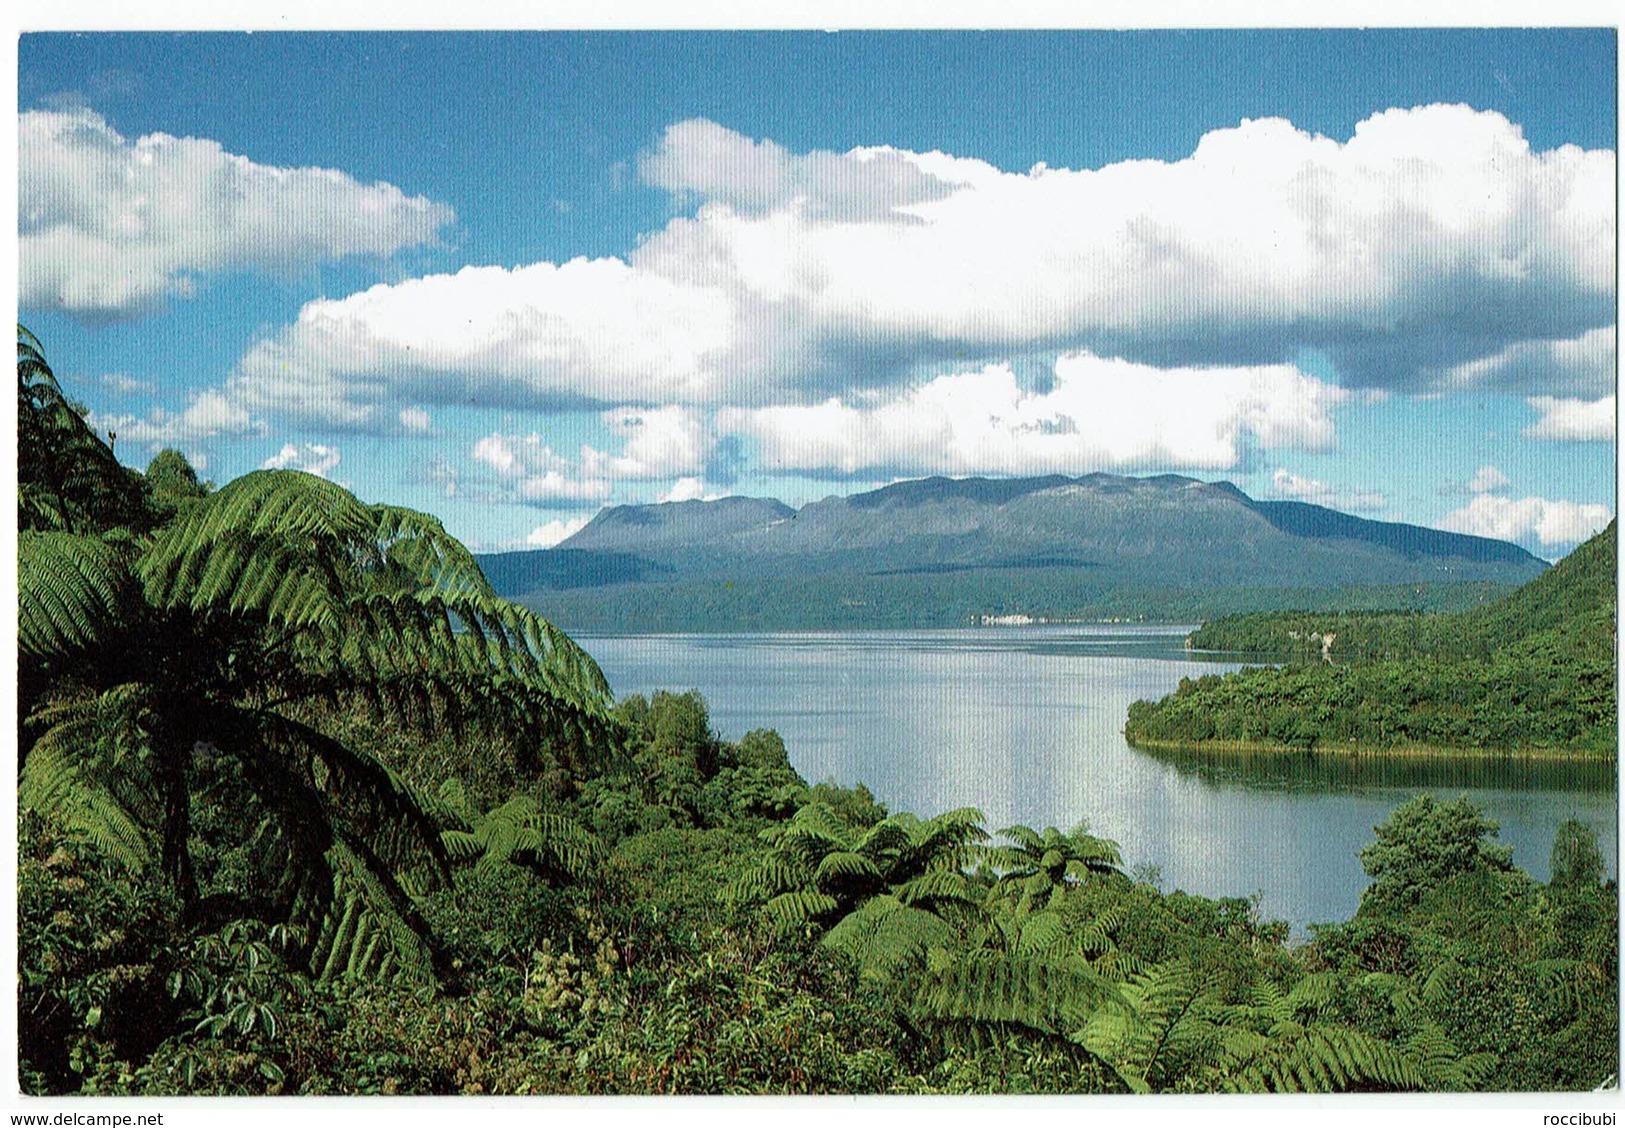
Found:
[1123,734,1617,763]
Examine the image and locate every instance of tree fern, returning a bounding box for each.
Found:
[987,822,1122,916]
[1220,1024,1426,1093]
[20,374,623,991]
[436,780,600,882]
[19,684,160,873]
[1207,970,1450,1093]
[1078,961,1208,1093]
[19,326,144,536]
[820,894,958,980]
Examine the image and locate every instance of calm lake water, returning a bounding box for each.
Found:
[580,625,1618,935]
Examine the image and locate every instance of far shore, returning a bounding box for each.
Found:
[1124,735,1617,763]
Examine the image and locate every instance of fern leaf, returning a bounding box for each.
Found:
[763,890,841,928]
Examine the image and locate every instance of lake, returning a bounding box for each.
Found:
[580,625,1618,935]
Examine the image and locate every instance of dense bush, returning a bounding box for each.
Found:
[1132,523,1617,756]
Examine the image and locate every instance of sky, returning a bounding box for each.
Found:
[16,28,1619,558]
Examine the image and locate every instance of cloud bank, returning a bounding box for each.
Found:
[21,108,454,319]
[1268,469,1387,513]
[719,354,1347,478]
[1524,395,1616,442]
[222,104,1613,433]
[1438,493,1612,552]
[262,441,342,479]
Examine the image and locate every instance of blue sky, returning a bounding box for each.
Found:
[17,29,1618,557]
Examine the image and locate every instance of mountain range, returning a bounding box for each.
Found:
[478,473,1550,631]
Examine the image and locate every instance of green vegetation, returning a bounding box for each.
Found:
[17,329,1617,1094]
[1127,523,1617,756]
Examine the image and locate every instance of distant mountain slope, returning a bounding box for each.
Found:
[478,473,1550,629]
[1246,498,1535,565]
[562,495,795,553]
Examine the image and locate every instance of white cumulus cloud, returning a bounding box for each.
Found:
[582,407,715,481]
[469,434,611,505]
[227,259,735,428]
[659,477,715,503]
[718,353,1348,478]
[525,516,592,547]
[20,108,454,320]
[262,441,341,479]
[88,388,258,444]
[1468,465,1511,494]
[1269,469,1387,512]
[1524,394,1616,441]
[1437,493,1612,552]
[398,406,433,433]
[469,406,717,508]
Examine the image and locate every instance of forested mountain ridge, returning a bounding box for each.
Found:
[480,474,1547,630]
[1126,522,1617,756]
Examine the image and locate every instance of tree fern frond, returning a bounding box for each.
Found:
[1532,958,1589,1018]
[893,866,983,913]
[1078,960,1237,1093]
[369,504,492,600]
[436,794,600,883]
[1221,1025,1426,1094]
[19,531,136,659]
[997,824,1046,853]
[783,803,858,854]
[763,890,841,929]
[1012,910,1070,958]
[1420,959,1463,1006]
[727,854,807,905]
[20,694,159,873]
[296,843,440,987]
[921,949,1126,1045]
[821,895,957,981]
[814,849,883,886]
[1283,972,1340,1021]
[255,710,450,886]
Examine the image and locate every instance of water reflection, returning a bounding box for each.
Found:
[1145,744,1618,793]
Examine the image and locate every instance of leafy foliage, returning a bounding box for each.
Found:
[1357,796,1514,916]
[437,779,600,882]
[18,326,146,536]
[987,823,1122,916]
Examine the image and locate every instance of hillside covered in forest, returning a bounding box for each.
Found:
[1125,523,1618,756]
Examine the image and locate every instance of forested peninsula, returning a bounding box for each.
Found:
[1126,522,1618,758]
[18,329,1617,1095]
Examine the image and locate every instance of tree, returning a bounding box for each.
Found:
[144,448,212,524]
[1357,796,1514,916]
[20,333,623,983]
[1550,819,1605,890]
[18,326,144,534]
